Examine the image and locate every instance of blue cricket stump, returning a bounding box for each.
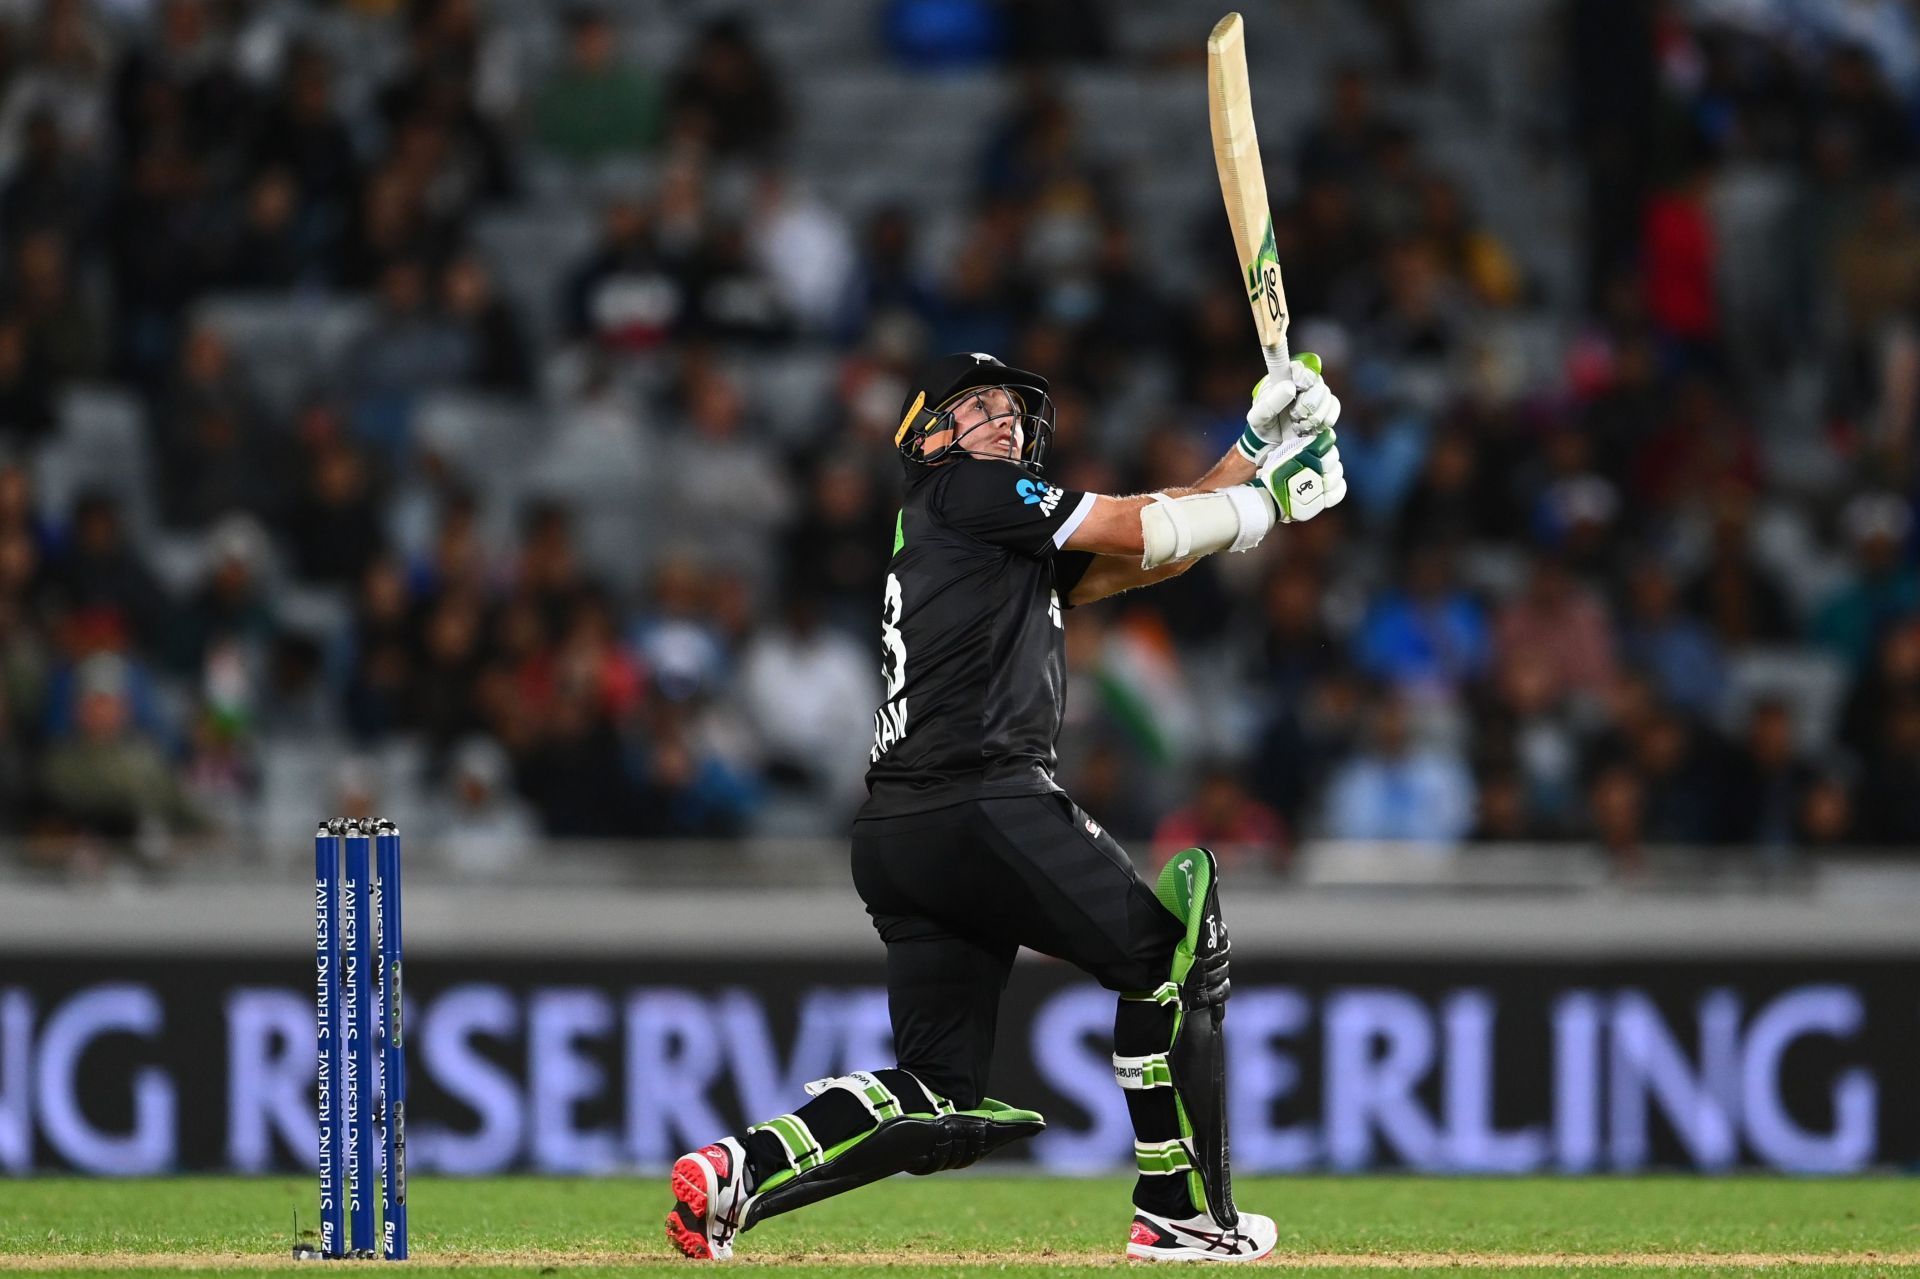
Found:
[313,821,347,1258]
[344,820,377,1256]
[376,820,409,1260]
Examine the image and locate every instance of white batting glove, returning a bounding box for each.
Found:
[1255,426,1348,523]
[1237,352,1342,462]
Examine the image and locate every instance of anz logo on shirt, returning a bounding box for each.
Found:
[1016,477,1063,517]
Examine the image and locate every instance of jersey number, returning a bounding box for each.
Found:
[880,572,907,697]
[872,573,911,762]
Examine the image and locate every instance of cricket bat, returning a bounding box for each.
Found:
[1208,12,1292,382]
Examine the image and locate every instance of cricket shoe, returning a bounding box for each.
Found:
[665,1137,749,1260]
[1125,1208,1277,1263]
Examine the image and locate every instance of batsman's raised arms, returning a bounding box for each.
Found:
[1209,11,1290,380]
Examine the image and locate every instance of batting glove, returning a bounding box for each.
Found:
[1255,425,1347,523]
[1237,352,1341,461]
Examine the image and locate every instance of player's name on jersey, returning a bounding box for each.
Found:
[870,696,908,763]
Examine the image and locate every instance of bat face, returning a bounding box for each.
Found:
[1209,11,1291,373]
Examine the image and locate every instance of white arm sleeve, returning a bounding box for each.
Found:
[1139,486,1276,568]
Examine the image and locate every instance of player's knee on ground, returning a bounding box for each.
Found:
[738,1069,1044,1230]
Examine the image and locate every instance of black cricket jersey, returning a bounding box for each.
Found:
[859,456,1100,818]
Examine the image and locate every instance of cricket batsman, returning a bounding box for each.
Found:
[664,351,1345,1262]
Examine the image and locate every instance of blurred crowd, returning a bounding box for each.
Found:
[1,0,1919,877]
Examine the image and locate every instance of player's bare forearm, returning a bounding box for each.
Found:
[1066,554,1196,606]
[1058,443,1254,558]
[1193,445,1258,491]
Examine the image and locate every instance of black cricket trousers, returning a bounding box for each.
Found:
[850,790,1184,1109]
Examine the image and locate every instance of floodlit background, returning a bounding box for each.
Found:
[2,0,1918,876]
[0,0,1917,1181]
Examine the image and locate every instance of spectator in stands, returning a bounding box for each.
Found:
[1721,696,1816,855]
[441,251,533,394]
[106,127,215,381]
[9,228,101,381]
[1839,619,1920,760]
[1243,571,1347,831]
[749,168,856,334]
[170,512,276,680]
[376,0,516,205]
[1619,558,1726,717]
[1469,768,1537,841]
[45,491,170,654]
[659,358,793,580]
[1525,429,1621,577]
[214,167,305,291]
[1633,381,1763,517]
[1299,66,1396,182]
[344,556,415,742]
[0,319,57,444]
[1811,43,1912,174]
[433,734,538,876]
[2,109,102,255]
[1473,648,1585,834]
[0,514,48,832]
[1640,166,1719,352]
[1323,689,1475,845]
[665,17,785,157]
[783,458,892,635]
[410,588,488,756]
[1355,544,1490,697]
[737,589,877,817]
[1364,236,1470,372]
[1620,706,1727,844]
[1814,494,1920,671]
[1276,176,1374,320]
[0,0,113,177]
[1418,174,1523,309]
[680,217,791,345]
[1394,424,1502,553]
[1796,769,1857,850]
[1685,498,1798,648]
[1494,553,1617,705]
[1153,763,1286,874]
[248,45,361,265]
[344,257,469,445]
[565,196,690,352]
[513,501,591,635]
[838,204,939,341]
[37,651,203,841]
[1854,694,1920,845]
[284,432,385,587]
[533,5,660,165]
[110,0,247,165]
[340,163,441,291]
[1585,760,1647,871]
[881,0,1003,70]
[928,212,1025,355]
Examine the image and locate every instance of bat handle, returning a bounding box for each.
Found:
[1262,341,1291,382]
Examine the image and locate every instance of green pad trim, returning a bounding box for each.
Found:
[751,1113,823,1173]
[1120,982,1180,1005]
[971,1098,1043,1124]
[1155,848,1214,988]
[1135,1139,1195,1175]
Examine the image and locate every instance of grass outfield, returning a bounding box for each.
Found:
[1,1177,1917,1278]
